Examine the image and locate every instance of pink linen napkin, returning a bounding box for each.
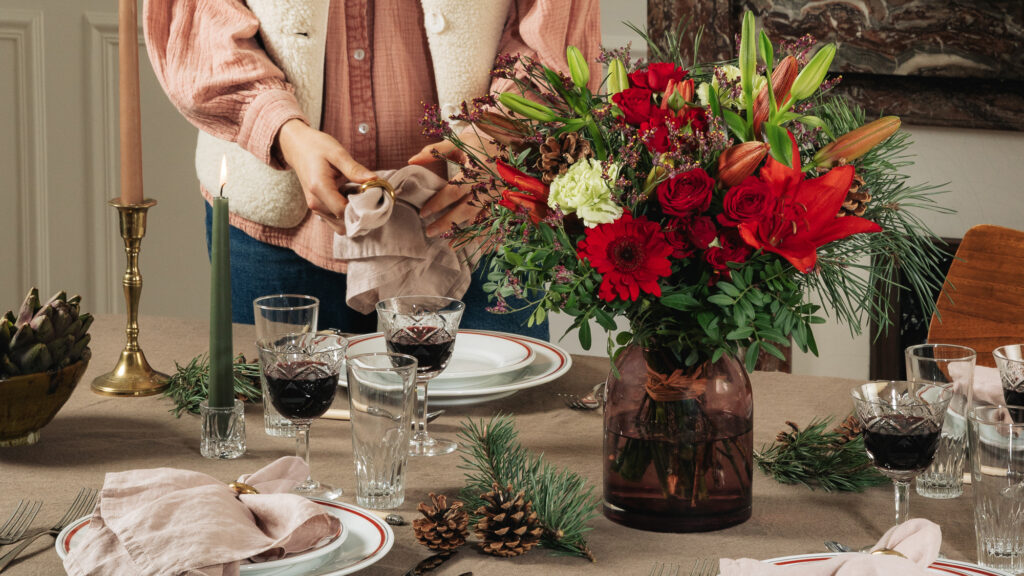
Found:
[719,519,941,576]
[974,365,1004,406]
[332,165,472,314]
[63,456,341,576]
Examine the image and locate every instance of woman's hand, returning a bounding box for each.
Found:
[408,127,497,237]
[277,119,376,232]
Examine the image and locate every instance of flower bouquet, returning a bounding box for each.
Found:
[423,13,947,532]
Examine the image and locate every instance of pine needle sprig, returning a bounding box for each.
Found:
[754,417,888,492]
[163,353,261,416]
[457,415,600,561]
[798,97,950,337]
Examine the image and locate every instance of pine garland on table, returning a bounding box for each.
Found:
[754,416,888,492]
[163,353,262,416]
[457,414,600,561]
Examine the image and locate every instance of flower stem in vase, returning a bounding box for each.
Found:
[603,346,753,532]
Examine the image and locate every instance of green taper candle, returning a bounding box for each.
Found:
[209,156,234,409]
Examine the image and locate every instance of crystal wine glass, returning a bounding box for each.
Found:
[375,296,464,456]
[851,381,953,524]
[258,329,348,498]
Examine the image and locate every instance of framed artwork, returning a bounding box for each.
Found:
[647,0,1024,131]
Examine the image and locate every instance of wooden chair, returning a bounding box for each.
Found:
[927,225,1024,368]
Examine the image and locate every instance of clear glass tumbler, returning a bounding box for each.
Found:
[347,352,418,509]
[254,294,319,437]
[968,405,1024,574]
[905,343,977,498]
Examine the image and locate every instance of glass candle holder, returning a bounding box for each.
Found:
[200,399,246,459]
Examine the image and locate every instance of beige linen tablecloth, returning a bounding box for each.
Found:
[0,316,977,575]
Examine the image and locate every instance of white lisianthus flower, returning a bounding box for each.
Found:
[548,158,623,228]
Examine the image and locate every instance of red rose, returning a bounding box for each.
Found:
[663,217,695,259]
[640,110,684,154]
[611,88,654,126]
[718,177,776,227]
[629,62,688,92]
[657,168,714,217]
[705,230,751,278]
[678,106,708,133]
[688,215,717,249]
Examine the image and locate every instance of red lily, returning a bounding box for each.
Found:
[496,159,549,224]
[737,135,882,273]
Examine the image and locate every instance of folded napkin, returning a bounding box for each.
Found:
[719,519,942,576]
[63,456,340,576]
[974,365,1005,406]
[332,165,472,314]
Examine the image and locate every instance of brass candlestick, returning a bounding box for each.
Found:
[92,198,169,396]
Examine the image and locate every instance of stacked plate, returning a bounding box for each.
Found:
[764,554,1015,575]
[345,329,573,406]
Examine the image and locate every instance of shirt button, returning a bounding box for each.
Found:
[353,48,366,61]
[357,123,370,135]
[424,10,446,33]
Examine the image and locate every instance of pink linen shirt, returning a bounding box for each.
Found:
[144,0,601,272]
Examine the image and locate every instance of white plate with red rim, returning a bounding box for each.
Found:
[56,499,394,576]
[344,330,572,406]
[763,553,1015,575]
[346,330,534,382]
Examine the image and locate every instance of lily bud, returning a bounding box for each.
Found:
[753,56,799,137]
[498,92,557,122]
[643,165,668,197]
[790,43,836,101]
[717,141,769,187]
[812,116,901,168]
[607,58,629,95]
[566,45,589,88]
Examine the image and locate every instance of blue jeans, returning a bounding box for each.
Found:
[204,202,548,338]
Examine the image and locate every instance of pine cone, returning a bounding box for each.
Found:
[534,132,593,184]
[833,414,863,445]
[840,174,871,217]
[474,483,543,558]
[413,493,469,551]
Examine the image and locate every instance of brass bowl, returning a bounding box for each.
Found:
[0,350,91,447]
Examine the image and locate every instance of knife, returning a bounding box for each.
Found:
[403,551,456,576]
[323,408,445,423]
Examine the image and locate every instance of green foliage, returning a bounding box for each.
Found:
[755,417,888,492]
[458,415,600,560]
[163,353,262,416]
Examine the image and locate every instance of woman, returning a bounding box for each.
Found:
[143,0,600,336]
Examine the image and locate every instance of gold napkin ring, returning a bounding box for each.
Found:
[870,548,907,559]
[358,178,395,204]
[228,481,259,496]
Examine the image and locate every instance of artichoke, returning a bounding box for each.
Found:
[0,288,91,378]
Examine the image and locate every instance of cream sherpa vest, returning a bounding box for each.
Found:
[195,0,512,228]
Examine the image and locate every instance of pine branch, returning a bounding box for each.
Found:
[457,415,600,560]
[163,353,262,416]
[754,417,888,492]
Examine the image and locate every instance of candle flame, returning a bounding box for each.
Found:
[219,155,228,191]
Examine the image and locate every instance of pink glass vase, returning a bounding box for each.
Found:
[603,345,754,532]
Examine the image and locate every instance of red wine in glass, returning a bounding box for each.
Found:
[385,326,455,376]
[265,360,338,421]
[863,415,942,474]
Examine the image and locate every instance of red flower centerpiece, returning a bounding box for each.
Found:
[424,11,947,534]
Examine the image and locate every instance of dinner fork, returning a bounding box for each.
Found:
[0,488,97,572]
[558,380,606,410]
[649,561,680,576]
[689,557,718,575]
[0,500,42,545]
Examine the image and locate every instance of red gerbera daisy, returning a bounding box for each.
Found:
[577,214,674,302]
